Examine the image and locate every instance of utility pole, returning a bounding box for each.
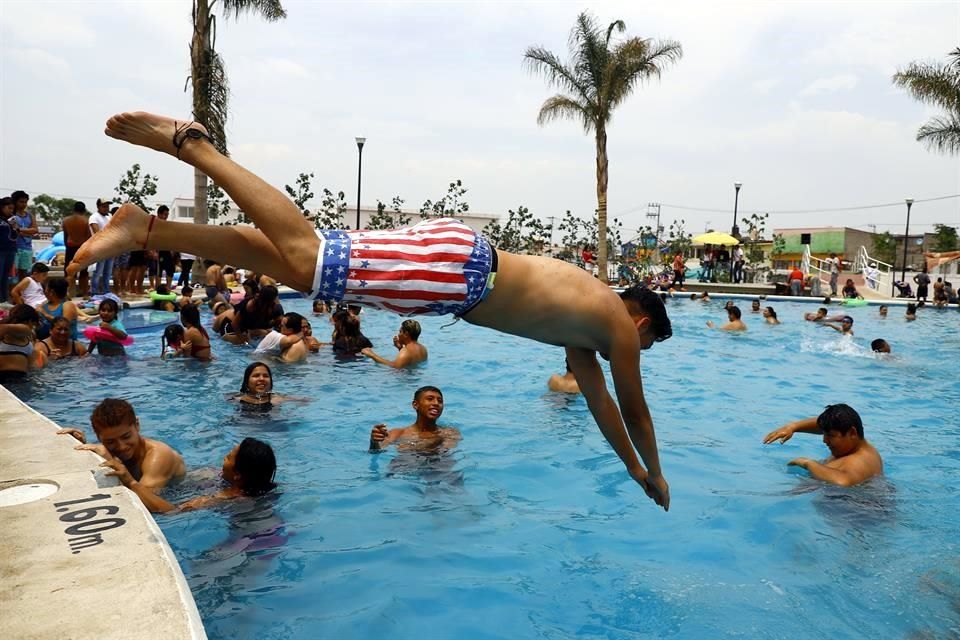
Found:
[646,202,661,247]
[546,215,556,256]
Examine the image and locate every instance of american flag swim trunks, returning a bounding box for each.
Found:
[304,218,497,317]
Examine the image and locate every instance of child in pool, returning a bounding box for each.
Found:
[89,298,128,356]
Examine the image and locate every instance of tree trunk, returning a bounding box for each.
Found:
[191,0,210,226]
[595,127,609,284]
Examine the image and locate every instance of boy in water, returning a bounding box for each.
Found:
[369,386,461,452]
[67,112,672,509]
[762,404,882,487]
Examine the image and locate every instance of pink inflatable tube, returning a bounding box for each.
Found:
[83,326,134,346]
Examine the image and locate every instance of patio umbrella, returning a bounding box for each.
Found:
[692,231,740,246]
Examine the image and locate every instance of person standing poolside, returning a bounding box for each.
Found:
[38,316,88,360]
[155,205,176,288]
[913,267,931,303]
[67,112,674,509]
[10,262,49,308]
[0,197,19,303]
[362,319,428,368]
[788,265,805,296]
[101,438,276,514]
[763,404,882,487]
[178,251,195,288]
[672,252,685,289]
[827,253,841,296]
[89,197,115,295]
[707,305,746,331]
[548,359,581,394]
[62,201,92,297]
[10,190,38,283]
[369,386,461,452]
[58,398,186,490]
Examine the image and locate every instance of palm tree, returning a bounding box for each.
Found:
[893,48,960,155]
[525,12,682,283]
[190,0,286,224]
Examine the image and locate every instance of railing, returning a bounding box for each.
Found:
[853,246,893,294]
[801,245,832,289]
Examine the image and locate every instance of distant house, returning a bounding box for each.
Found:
[771,227,877,270]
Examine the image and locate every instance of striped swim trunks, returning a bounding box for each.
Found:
[304,218,497,317]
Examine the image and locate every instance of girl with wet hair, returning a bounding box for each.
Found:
[161,324,185,359]
[180,304,211,360]
[100,437,278,513]
[0,303,44,378]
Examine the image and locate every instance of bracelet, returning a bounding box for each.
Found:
[142,215,156,250]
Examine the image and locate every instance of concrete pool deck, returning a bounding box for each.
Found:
[0,386,206,640]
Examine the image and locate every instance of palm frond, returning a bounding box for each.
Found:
[605,19,625,46]
[892,61,960,113]
[523,46,592,102]
[606,38,683,111]
[536,95,595,133]
[916,114,960,155]
[204,50,230,154]
[570,12,606,98]
[221,0,286,21]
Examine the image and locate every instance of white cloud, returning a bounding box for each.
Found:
[799,74,859,97]
[4,47,70,75]
[751,78,781,95]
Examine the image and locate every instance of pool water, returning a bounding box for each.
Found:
[11,298,960,639]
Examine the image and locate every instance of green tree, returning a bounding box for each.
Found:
[739,212,770,265]
[285,172,316,226]
[771,233,787,267]
[31,194,76,225]
[208,183,246,226]
[525,11,682,282]
[114,163,159,212]
[932,224,959,252]
[189,0,286,225]
[316,188,348,230]
[666,218,693,259]
[872,231,898,265]
[892,48,960,155]
[367,197,412,230]
[420,180,470,219]
[482,205,552,255]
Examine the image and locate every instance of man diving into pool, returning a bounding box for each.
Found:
[67,111,673,511]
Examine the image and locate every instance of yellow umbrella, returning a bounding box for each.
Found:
[692,231,739,246]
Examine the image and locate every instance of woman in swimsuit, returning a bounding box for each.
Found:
[235,361,282,408]
[180,304,211,361]
[0,304,45,380]
[38,316,88,360]
[37,277,80,341]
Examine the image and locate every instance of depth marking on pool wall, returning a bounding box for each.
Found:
[53,493,127,554]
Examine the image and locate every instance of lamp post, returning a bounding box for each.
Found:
[731,181,742,237]
[900,197,913,284]
[355,137,366,230]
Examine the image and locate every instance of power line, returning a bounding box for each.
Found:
[613,193,960,217]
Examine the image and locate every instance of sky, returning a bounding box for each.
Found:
[1,0,958,239]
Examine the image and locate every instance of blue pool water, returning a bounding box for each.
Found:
[11,298,960,639]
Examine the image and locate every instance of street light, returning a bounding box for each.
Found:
[355,136,366,230]
[900,197,913,283]
[731,181,742,237]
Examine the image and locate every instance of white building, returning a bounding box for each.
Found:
[167,198,501,233]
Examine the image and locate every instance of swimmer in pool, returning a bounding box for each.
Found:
[58,398,185,490]
[707,305,746,331]
[763,404,883,487]
[870,339,891,354]
[101,437,276,513]
[369,386,461,453]
[823,315,854,336]
[70,111,672,508]
[361,319,428,369]
[762,306,780,325]
[804,307,828,322]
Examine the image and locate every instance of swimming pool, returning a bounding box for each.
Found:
[11,298,960,639]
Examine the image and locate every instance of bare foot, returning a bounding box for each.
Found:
[104,111,209,159]
[67,204,152,278]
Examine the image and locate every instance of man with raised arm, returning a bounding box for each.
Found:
[67,111,673,510]
[369,386,461,452]
[362,319,428,368]
[58,397,186,491]
[762,404,882,487]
